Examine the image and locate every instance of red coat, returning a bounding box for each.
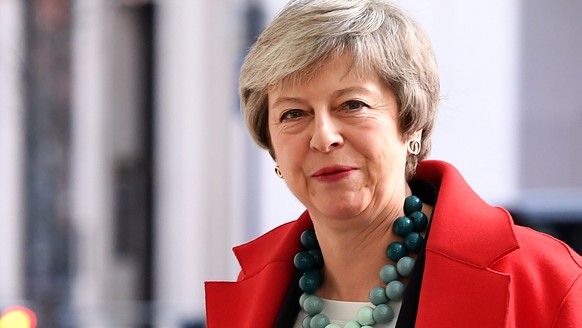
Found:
[205,160,582,327]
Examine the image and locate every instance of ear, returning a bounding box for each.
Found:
[409,129,423,141]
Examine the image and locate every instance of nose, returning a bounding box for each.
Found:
[309,112,343,152]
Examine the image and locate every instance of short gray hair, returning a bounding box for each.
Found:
[240,0,440,178]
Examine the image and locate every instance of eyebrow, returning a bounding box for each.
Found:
[270,97,308,110]
[271,86,374,109]
[331,86,373,98]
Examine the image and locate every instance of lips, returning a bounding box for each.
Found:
[311,165,355,182]
[312,165,354,177]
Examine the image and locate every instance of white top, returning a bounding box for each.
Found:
[293,298,402,327]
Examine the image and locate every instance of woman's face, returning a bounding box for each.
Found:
[268,54,412,222]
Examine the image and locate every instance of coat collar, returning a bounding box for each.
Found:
[205,212,311,327]
[205,160,519,327]
[414,160,519,327]
[415,160,519,268]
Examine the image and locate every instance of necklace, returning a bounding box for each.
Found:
[294,195,428,328]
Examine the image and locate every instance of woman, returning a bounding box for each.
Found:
[205,0,582,327]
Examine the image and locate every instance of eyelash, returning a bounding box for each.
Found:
[280,109,304,121]
[343,100,367,111]
[279,100,368,122]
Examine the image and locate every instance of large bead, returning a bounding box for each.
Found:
[393,216,413,237]
[301,229,319,249]
[299,270,322,294]
[325,324,342,328]
[344,321,362,328]
[387,242,406,262]
[310,314,330,328]
[379,264,399,284]
[369,286,388,305]
[302,315,312,328]
[410,211,428,232]
[299,293,309,307]
[372,303,395,324]
[404,195,422,216]
[404,232,424,253]
[396,256,415,277]
[386,280,405,301]
[303,295,324,315]
[357,306,376,326]
[294,251,315,272]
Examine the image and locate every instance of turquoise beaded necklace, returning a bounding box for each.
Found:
[294,195,428,328]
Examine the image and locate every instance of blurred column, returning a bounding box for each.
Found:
[71,0,155,326]
[519,0,582,189]
[0,0,24,304]
[155,0,237,324]
[510,0,582,255]
[70,1,114,324]
[22,0,73,326]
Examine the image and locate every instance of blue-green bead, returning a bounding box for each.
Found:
[369,286,388,305]
[299,293,309,307]
[386,280,405,301]
[299,270,322,294]
[303,295,323,315]
[387,242,406,262]
[301,229,319,249]
[361,326,373,328]
[310,314,330,328]
[326,324,342,328]
[404,232,424,253]
[404,195,422,216]
[344,321,362,328]
[372,304,394,324]
[356,306,375,325]
[393,216,413,237]
[302,315,312,328]
[308,248,324,269]
[396,256,415,277]
[294,251,315,272]
[379,264,399,283]
[410,211,428,232]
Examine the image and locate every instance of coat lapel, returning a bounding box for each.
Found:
[416,251,512,327]
[205,263,296,327]
[205,212,312,327]
[414,161,519,327]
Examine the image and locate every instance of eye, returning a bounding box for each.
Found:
[280,109,304,121]
[343,100,368,111]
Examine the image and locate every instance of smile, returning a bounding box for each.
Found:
[312,166,355,182]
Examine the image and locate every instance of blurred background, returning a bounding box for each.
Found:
[0,0,581,327]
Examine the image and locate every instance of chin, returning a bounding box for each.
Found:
[317,203,367,220]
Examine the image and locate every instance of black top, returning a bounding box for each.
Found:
[274,180,438,328]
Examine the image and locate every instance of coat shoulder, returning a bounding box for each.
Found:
[233,211,313,280]
[511,225,582,271]
[491,225,582,326]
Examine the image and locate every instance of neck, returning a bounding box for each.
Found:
[312,204,403,301]
[309,188,433,302]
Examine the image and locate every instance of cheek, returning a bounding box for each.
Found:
[281,146,304,169]
[363,131,408,171]
[273,127,309,153]
[271,136,303,173]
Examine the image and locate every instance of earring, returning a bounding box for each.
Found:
[407,139,421,155]
[274,165,284,179]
